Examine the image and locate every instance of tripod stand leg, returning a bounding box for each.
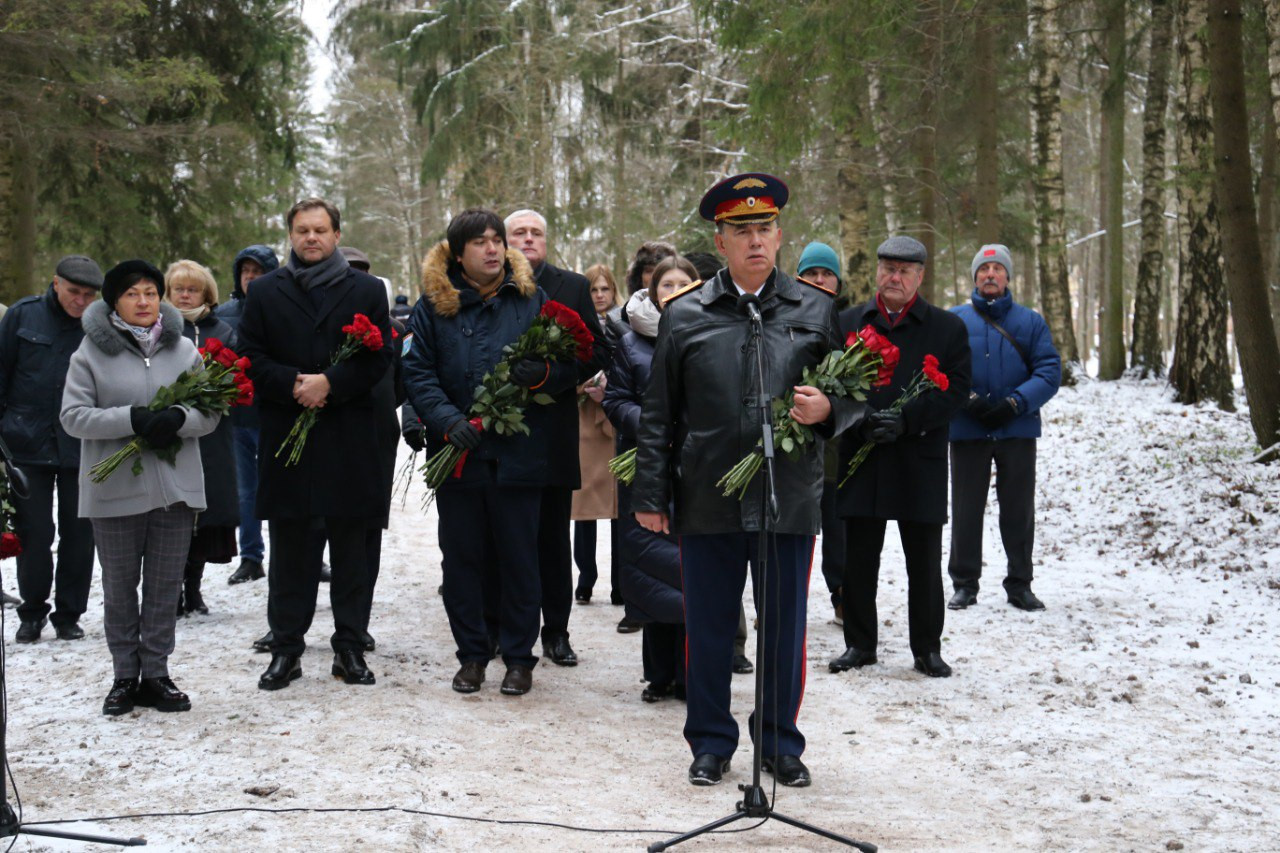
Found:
[768,810,877,852]
[17,825,147,845]
[646,808,748,853]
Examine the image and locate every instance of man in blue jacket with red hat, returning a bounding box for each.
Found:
[947,244,1061,612]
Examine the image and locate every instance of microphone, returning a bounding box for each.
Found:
[736,292,762,324]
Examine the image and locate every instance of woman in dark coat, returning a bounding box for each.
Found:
[603,255,698,702]
[164,260,239,616]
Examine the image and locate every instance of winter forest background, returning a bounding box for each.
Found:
[1,0,1279,451]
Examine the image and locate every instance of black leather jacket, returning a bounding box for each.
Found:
[632,269,865,535]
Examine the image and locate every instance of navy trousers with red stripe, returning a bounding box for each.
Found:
[680,531,813,760]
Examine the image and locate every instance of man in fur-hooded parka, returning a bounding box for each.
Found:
[402,209,577,688]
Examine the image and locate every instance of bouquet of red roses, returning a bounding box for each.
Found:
[277,313,384,466]
[0,464,20,559]
[90,338,254,482]
[715,324,901,499]
[840,352,950,486]
[420,300,594,496]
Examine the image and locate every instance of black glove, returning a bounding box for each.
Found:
[978,397,1020,430]
[144,407,187,449]
[867,410,905,443]
[130,406,158,438]
[403,427,426,453]
[509,358,548,389]
[965,394,996,420]
[445,417,482,451]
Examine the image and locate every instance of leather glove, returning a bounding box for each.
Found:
[867,410,905,444]
[445,417,482,451]
[403,427,426,453]
[978,397,1020,430]
[509,358,549,389]
[144,407,187,449]
[130,406,158,438]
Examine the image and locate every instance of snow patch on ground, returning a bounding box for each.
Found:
[3,378,1277,851]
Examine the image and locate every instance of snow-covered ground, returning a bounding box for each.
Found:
[3,378,1277,851]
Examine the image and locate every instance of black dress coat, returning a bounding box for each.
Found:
[236,262,394,520]
[180,312,240,529]
[835,295,971,524]
[533,261,611,489]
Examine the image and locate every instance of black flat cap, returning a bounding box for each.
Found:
[876,235,928,264]
[55,255,104,289]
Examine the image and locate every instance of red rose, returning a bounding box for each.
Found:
[198,347,207,358]
[235,356,251,371]
[845,331,859,349]
[0,532,21,559]
[205,338,223,355]
[541,300,594,361]
[214,348,237,367]
[391,328,400,340]
[234,373,253,389]
[234,389,254,406]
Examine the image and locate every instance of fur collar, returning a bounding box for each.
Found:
[81,300,184,356]
[419,241,536,318]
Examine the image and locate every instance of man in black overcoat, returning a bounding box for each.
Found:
[830,235,971,679]
[237,197,393,691]
[505,209,610,666]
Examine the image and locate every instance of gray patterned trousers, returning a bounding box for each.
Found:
[92,506,195,679]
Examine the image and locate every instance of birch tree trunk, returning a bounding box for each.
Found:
[1028,0,1080,382]
[974,6,1000,241]
[1207,0,1280,448]
[1131,0,1174,377]
[868,70,900,235]
[1098,0,1127,379]
[1170,0,1233,409]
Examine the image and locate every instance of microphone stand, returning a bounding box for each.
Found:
[648,295,875,852]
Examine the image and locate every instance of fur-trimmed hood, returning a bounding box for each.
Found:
[81,299,184,356]
[419,241,536,318]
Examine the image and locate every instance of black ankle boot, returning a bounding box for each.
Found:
[183,561,208,615]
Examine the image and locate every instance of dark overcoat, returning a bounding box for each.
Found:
[533,261,611,489]
[236,261,393,520]
[180,312,240,528]
[835,295,971,524]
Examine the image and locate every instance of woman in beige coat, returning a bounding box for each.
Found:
[572,265,625,613]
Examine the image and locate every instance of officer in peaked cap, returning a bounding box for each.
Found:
[631,172,868,788]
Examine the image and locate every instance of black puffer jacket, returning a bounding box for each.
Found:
[632,269,865,536]
[604,328,681,625]
[180,311,240,528]
[402,242,578,488]
[0,286,87,468]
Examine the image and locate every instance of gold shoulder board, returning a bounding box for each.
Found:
[661,279,704,307]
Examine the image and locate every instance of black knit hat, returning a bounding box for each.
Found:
[102,259,165,309]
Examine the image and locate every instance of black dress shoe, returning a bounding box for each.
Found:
[228,558,264,584]
[15,618,45,643]
[102,678,138,716]
[258,654,302,690]
[544,635,578,666]
[252,630,273,653]
[763,754,811,787]
[574,589,591,603]
[55,622,85,641]
[1008,588,1046,611]
[913,652,953,678]
[688,754,730,786]
[641,682,674,703]
[332,650,375,685]
[452,661,487,693]
[500,664,532,695]
[732,654,754,674]
[616,616,642,634]
[829,647,877,672]
[135,676,192,712]
[361,631,376,653]
[948,588,978,610]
